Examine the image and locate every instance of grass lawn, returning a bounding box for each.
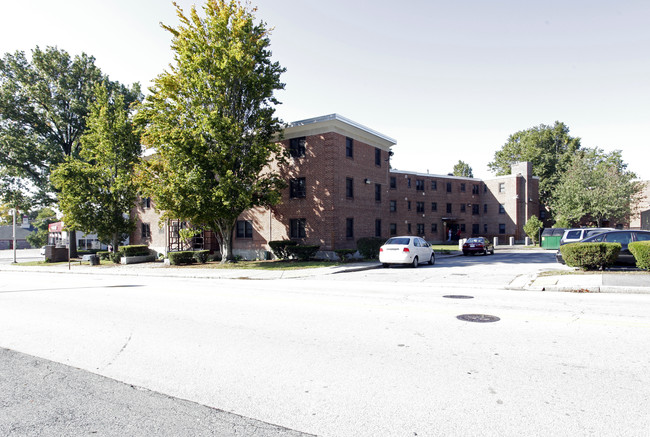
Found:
[168,260,344,270]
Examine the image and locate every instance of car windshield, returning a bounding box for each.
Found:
[385,237,410,245]
[466,238,483,243]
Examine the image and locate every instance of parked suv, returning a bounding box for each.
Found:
[560,228,614,245]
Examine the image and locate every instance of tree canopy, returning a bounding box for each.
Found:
[0,46,141,207]
[26,207,57,248]
[51,84,142,250]
[488,122,581,215]
[137,0,287,262]
[550,148,643,227]
[453,160,473,178]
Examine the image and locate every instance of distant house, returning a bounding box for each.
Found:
[0,225,34,250]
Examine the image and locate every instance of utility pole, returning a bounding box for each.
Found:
[11,207,17,264]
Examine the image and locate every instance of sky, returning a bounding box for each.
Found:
[2,0,649,180]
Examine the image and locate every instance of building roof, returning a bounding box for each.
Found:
[0,225,34,240]
[284,114,397,151]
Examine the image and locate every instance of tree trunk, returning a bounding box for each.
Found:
[217,222,236,264]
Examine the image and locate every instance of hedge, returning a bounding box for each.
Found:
[269,240,298,260]
[119,245,150,257]
[168,251,196,265]
[356,237,386,259]
[286,245,320,261]
[97,251,110,260]
[193,250,210,264]
[334,249,357,262]
[560,242,621,270]
[629,241,650,270]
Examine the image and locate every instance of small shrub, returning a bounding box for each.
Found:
[209,252,222,262]
[97,251,110,260]
[560,243,621,270]
[335,249,357,262]
[286,245,320,261]
[168,251,196,265]
[356,237,386,259]
[269,240,298,260]
[119,245,150,257]
[629,241,650,270]
[109,252,122,264]
[193,250,210,264]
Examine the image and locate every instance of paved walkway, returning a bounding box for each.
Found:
[2,250,650,293]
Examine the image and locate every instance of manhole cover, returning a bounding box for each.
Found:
[443,295,474,299]
[457,314,500,323]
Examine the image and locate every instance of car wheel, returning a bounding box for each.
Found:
[483,249,488,256]
[382,263,390,268]
[490,249,494,255]
[429,254,435,265]
[412,256,418,268]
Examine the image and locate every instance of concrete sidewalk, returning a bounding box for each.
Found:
[509,271,650,294]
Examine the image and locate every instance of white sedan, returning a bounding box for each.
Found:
[379,236,435,268]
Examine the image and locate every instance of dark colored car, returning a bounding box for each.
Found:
[555,230,650,265]
[462,237,494,256]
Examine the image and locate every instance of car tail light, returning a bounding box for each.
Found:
[403,248,410,252]
[380,248,383,252]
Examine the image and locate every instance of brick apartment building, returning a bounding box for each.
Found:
[132,114,540,259]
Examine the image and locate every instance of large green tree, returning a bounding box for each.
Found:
[0,46,140,256]
[453,160,473,178]
[137,0,287,262]
[51,84,142,251]
[488,122,581,216]
[550,148,642,227]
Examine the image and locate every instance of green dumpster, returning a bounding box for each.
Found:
[540,228,564,250]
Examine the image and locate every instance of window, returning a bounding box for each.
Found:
[417,223,425,235]
[431,180,437,190]
[389,223,397,236]
[141,223,151,239]
[290,218,306,238]
[407,223,412,233]
[499,204,506,214]
[460,224,466,232]
[390,177,397,189]
[472,204,479,215]
[416,179,425,191]
[289,178,306,198]
[484,204,488,214]
[375,219,382,237]
[484,184,488,193]
[460,183,466,192]
[499,223,506,234]
[484,224,488,233]
[346,137,354,158]
[416,202,425,213]
[289,137,306,157]
[636,232,650,241]
[390,200,397,212]
[346,178,354,198]
[407,201,412,211]
[375,148,381,166]
[499,182,505,193]
[375,184,381,202]
[460,204,466,213]
[431,223,438,233]
[346,218,354,238]
[236,220,253,238]
[446,182,452,193]
[407,178,412,188]
[472,184,479,195]
[446,203,452,214]
[141,197,151,209]
[472,224,479,234]
[431,202,437,212]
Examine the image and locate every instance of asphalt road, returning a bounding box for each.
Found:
[1,253,649,436]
